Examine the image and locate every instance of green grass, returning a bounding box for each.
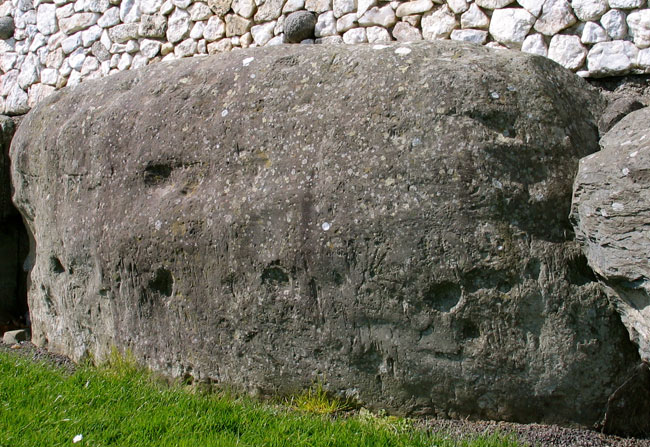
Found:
[0,350,526,447]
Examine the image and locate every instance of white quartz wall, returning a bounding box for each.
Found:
[1,0,650,114]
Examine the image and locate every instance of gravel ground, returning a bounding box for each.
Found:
[2,340,648,447]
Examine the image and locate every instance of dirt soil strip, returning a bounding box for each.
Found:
[1,341,648,447]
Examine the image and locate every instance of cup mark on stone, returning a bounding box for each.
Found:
[321,222,330,231]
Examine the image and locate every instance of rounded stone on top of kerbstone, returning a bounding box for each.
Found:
[0,16,14,40]
[284,10,316,43]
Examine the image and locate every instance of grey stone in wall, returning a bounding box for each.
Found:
[0,16,15,39]
[284,10,315,42]
[10,41,640,429]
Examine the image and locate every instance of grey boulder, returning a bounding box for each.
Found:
[0,17,14,40]
[284,11,315,43]
[572,106,650,363]
[597,96,645,135]
[11,41,639,428]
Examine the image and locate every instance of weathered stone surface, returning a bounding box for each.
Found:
[174,37,197,57]
[140,38,162,57]
[421,5,457,40]
[447,0,468,14]
[392,20,422,40]
[460,3,489,29]
[314,11,336,37]
[333,0,354,17]
[358,4,397,28]
[601,9,627,39]
[190,22,205,39]
[547,34,587,70]
[609,0,644,8]
[81,25,102,47]
[395,0,434,17]
[517,0,543,17]
[5,85,29,115]
[305,0,331,13]
[59,12,99,34]
[587,40,637,76]
[254,0,283,21]
[336,12,357,33]
[572,106,650,362]
[572,0,608,22]
[342,26,366,42]
[475,0,513,9]
[250,20,275,44]
[284,10,316,42]
[627,9,650,48]
[225,13,252,36]
[167,8,190,42]
[36,4,58,35]
[489,8,535,47]
[190,2,214,20]
[10,42,640,428]
[450,28,487,44]
[521,32,548,56]
[139,13,167,38]
[357,0,376,16]
[365,25,390,42]
[581,21,609,44]
[534,0,577,35]
[283,0,305,13]
[141,0,164,14]
[203,16,225,40]
[597,96,644,134]
[108,23,140,43]
[207,0,232,16]
[97,7,120,28]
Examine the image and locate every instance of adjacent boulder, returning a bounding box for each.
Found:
[597,96,645,135]
[11,41,640,427]
[599,361,650,437]
[572,106,650,363]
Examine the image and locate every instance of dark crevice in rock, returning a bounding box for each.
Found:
[566,253,598,286]
[422,282,461,313]
[261,261,289,286]
[49,256,65,274]
[143,163,173,185]
[0,116,29,335]
[149,267,173,297]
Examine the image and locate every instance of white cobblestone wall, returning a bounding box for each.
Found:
[1,0,649,114]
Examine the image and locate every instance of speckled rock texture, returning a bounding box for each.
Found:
[10,41,641,428]
[572,106,650,364]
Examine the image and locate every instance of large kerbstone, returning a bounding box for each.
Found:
[11,41,639,427]
[572,107,650,363]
